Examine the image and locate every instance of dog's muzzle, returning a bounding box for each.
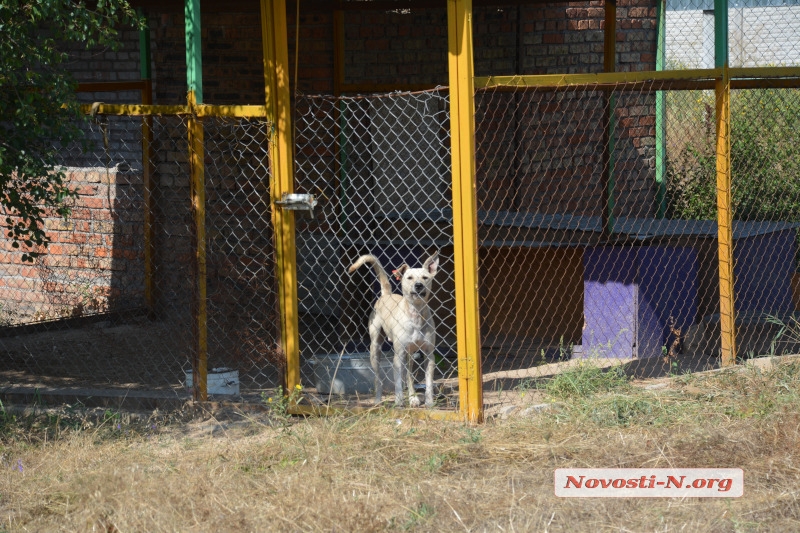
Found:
[412,283,428,298]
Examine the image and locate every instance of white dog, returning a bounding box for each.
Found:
[348,253,439,407]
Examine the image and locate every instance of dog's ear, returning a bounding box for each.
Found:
[423,253,439,275]
[393,264,408,280]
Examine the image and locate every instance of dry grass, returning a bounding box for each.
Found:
[2,357,800,532]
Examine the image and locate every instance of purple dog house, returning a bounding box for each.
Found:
[581,220,798,360]
[582,246,698,359]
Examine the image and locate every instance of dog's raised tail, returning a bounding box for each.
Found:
[348,254,392,297]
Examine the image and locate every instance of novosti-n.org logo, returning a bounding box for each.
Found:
[555,468,743,498]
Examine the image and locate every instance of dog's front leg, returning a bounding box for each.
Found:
[392,340,410,407]
[424,347,435,407]
[404,346,421,408]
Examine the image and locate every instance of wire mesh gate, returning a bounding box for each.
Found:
[0,110,285,401]
[293,90,459,409]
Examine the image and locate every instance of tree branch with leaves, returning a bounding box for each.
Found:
[0,0,143,261]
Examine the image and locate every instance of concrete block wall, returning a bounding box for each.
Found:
[343,9,448,85]
[62,28,146,105]
[150,12,267,104]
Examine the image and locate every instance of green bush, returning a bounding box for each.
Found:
[665,89,800,224]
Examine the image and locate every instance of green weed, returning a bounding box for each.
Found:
[459,427,482,444]
[399,502,435,530]
[261,384,303,425]
[545,362,630,399]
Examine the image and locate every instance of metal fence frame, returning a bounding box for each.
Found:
[8,0,800,422]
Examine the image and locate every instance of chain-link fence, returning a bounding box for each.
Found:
[2,72,799,418]
[475,77,800,414]
[204,116,282,397]
[727,88,800,356]
[0,89,464,410]
[0,114,186,393]
[666,0,800,69]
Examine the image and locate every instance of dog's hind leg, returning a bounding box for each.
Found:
[369,319,385,405]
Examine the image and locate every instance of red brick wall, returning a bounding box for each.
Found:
[0,167,145,323]
[476,88,658,218]
[336,3,657,82]
[1,4,660,325]
[472,2,658,217]
[140,2,657,99]
[0,34,150,324]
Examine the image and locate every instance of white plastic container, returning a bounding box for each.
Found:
[185,367,240,396]
[309,353,393,395]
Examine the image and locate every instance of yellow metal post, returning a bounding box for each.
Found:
[261,0,300,393]
[447,0,483,423]
[188,93,208,401]
[186,0,207,401]
[715,0,736,366]
[716,69,736,366]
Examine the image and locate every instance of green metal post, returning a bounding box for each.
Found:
[138,9,152,81]
[655,0,667,218]
[185,0,203,104]
[715,0,728,69]
[138,9,156,318]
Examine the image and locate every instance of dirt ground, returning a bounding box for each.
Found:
[0,315,283,396]
[0,317,188,391]
[0,312,729,417]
